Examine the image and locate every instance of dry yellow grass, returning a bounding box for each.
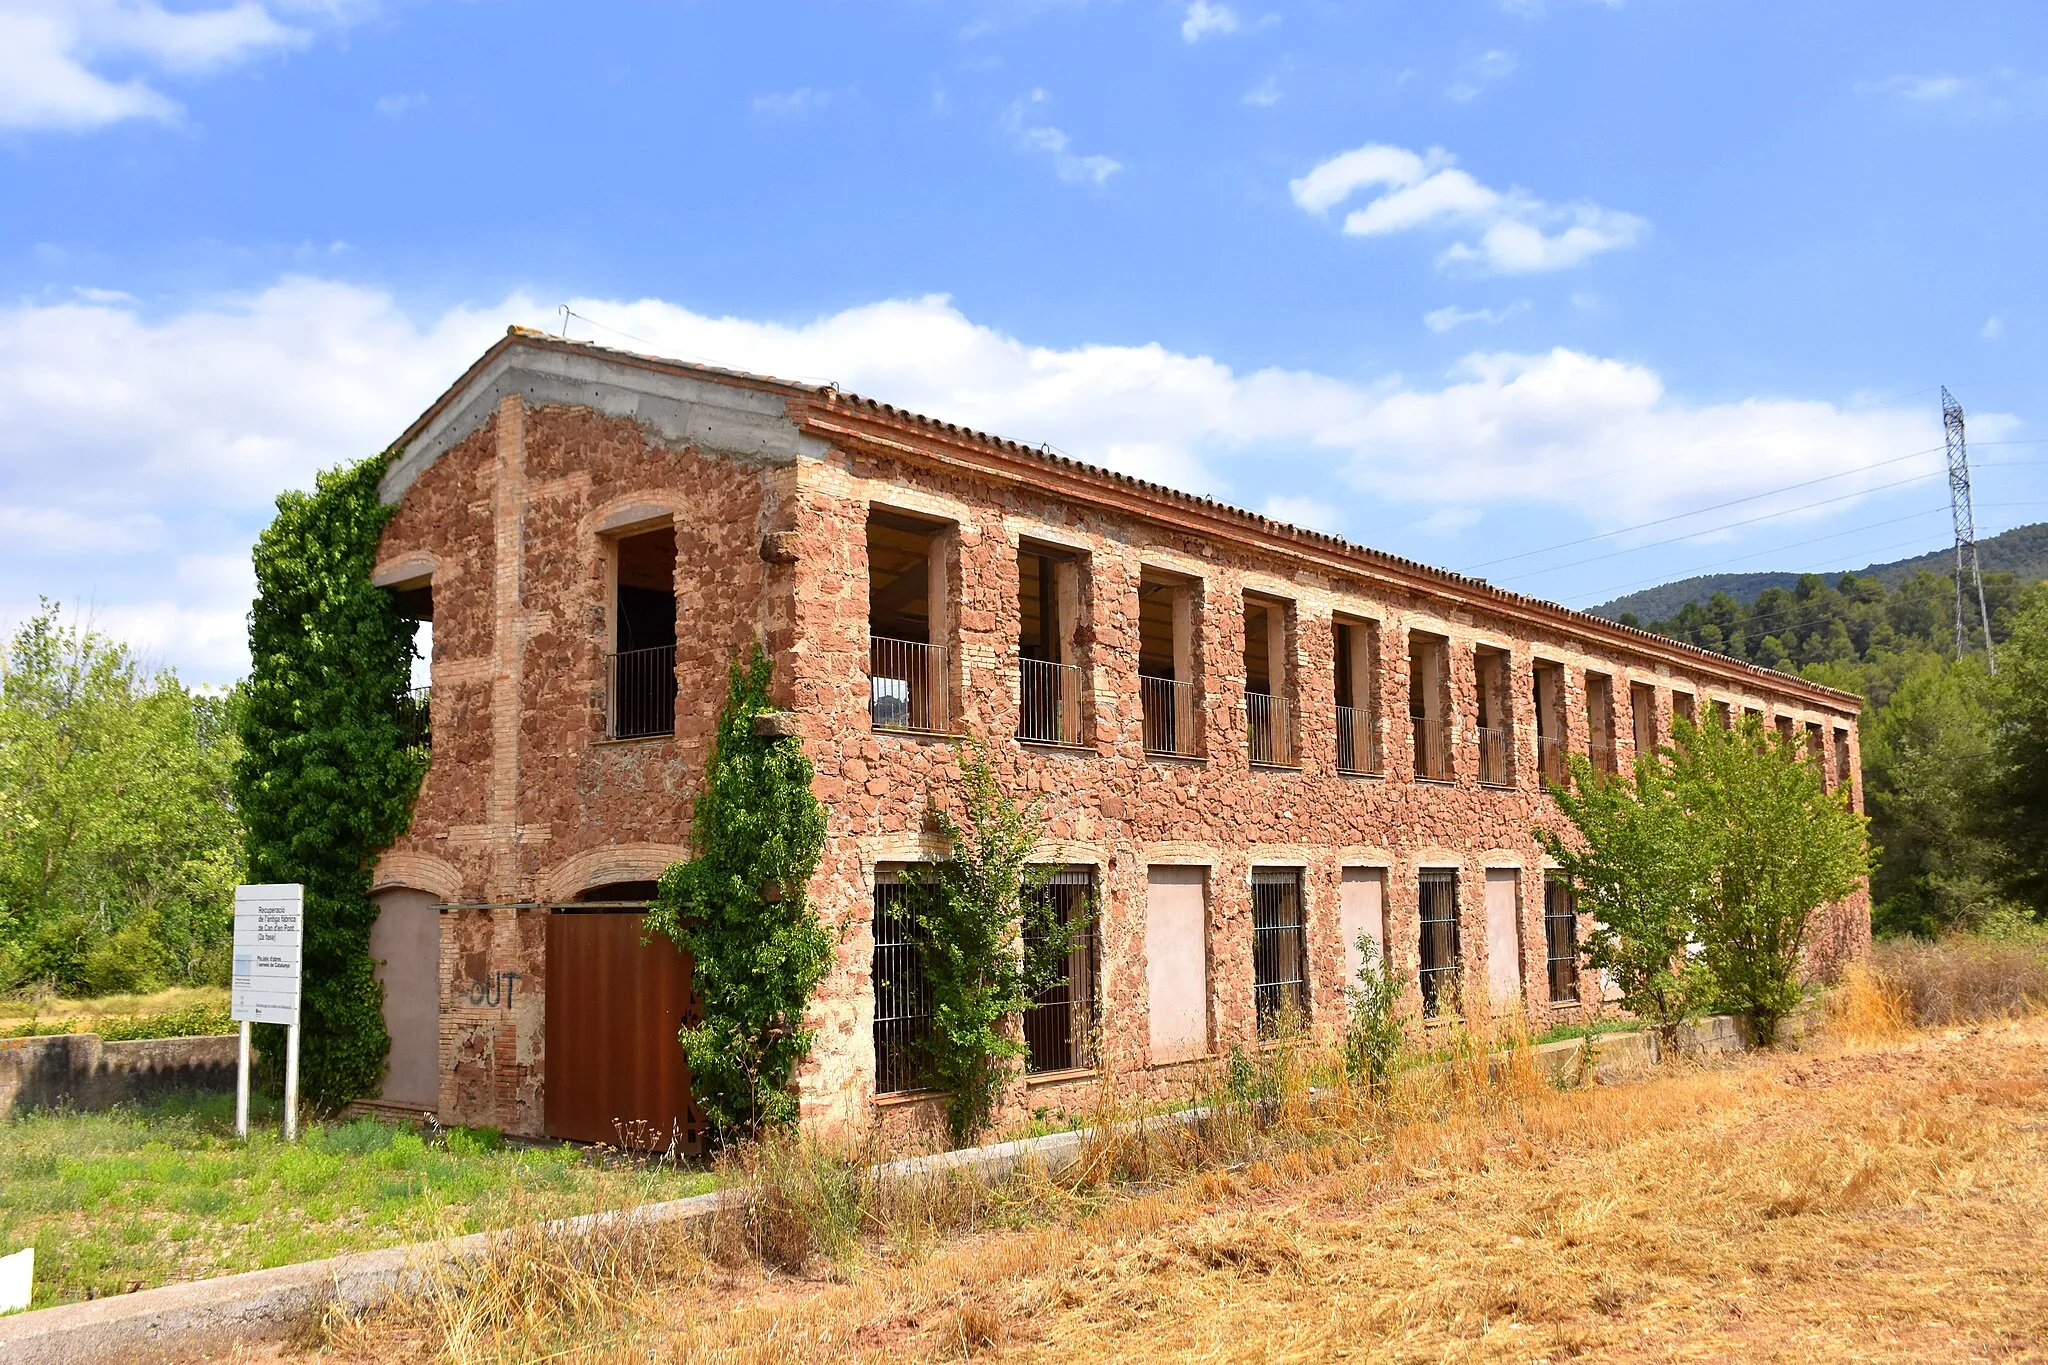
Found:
[298,1013,2048,1365]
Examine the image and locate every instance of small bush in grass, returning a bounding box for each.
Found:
[1343,934,1407,1095]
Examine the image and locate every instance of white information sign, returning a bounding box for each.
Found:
[232,884,304,1026]
[231,883,305,1141]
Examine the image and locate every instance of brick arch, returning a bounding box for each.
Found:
[371,549,440,589]
[580,492,686,540]
[535,843,688,903]
[370,850,465,902]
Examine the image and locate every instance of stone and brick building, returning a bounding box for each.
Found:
[362,326,1868,1147]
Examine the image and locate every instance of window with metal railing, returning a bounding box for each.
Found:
[1253,868,1307,1037]
[1335,704,1382,775]
[1247,692,1295,766]
[1418,868,1461,1017]
[1477,725,1510,786]
[872,871,935,1094]
[1141,674,1198,757]
[1023,869,1098,1074]
[1543,875,1580,1004]
[1537,734,1567,786]
[402,685,431,751]
[1017,657,1083,745]
[869,636,949,734]
[606,645,677,740]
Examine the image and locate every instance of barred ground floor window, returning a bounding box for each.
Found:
[872,868,934,1094]
[1023,867,1099,1074]
[1419,868,1461,1017]
[1253,867,1307,1037]
[1544,874,1580,1004]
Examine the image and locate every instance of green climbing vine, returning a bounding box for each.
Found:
[647,646,831,1145]
[236,452,426,1107]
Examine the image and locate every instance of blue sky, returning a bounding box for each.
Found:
[3,0,2045,682]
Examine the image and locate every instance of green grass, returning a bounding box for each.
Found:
[1532,1016,1647,1047]
[0,987,236,1041]
[0,1095,713,1310]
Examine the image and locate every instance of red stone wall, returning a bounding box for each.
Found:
[371,381,1868,1142]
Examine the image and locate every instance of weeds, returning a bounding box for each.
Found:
[1864,931,2048,1026]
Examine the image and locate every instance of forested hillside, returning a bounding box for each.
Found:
[1593,521,2048,623]
[1628,569,2048,936]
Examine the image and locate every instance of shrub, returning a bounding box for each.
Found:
[646,646,830,1145]
[905,737,1087,1147]
[1342,934,1407,1094]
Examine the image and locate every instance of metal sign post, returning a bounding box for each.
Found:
[231,884,305,1141]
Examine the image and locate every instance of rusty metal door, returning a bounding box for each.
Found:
[544,911,705,1154]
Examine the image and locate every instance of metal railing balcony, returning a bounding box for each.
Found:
[1413,715,1454,781]
[1140,676,1198,758]
[870,636,949,734]
[1334,704,1382,776]
[1589,739,1618,774]
[1246,692,1296,767]
[402,685,431,751]
[606,645,677,740]
[1017,657,1084,746]
[1477,725,1511,786]
[1537,734,1567,786]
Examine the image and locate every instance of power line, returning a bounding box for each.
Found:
[1565,505,1951,607]
[1460,444,1947,574]
[1492,467,1952,585]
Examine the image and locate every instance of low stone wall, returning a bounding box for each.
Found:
[0,1034,240,1121]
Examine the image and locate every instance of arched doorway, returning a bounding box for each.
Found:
[544,882,704,1153]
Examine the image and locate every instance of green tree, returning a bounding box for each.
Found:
[1992,586,2048,916]
[0,604,243,994]
[237,454,425,1106]
[646,647,830,1144]
[1668,715,1869,1041]
[906,738,1085,1146]
[1536,749,1708,1035]
[1861,657,2010,936]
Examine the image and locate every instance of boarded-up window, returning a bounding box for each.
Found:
[1146,866,1209,1062]
[1483,868,1522,1009]
[872,870,934,1094]
[1023,868,1098,1074]
[1544,876,1580,1004]
[1252,869,1307,1037]
[1339,867,1387,988]
[1419,869,1461,1017]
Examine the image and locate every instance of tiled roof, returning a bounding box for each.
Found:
[448,327,1864,711]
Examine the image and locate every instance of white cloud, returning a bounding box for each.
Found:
[1290,141,1645,273]
[1446,49,1515,102]
[1857,68,2046,117]
[751,87,833,116]
[1002,90,1121,185]
[1181,0,1237,42]
[1982,316,2004,341]
[1242,75,1282,107]
[1261,495,1342,533]
[0,0,330,131]
[1862,73,1968,102]
[1,282,1953,680]
[1423,301,1527,332]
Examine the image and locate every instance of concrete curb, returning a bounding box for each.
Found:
[0,1013,1755,1362]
